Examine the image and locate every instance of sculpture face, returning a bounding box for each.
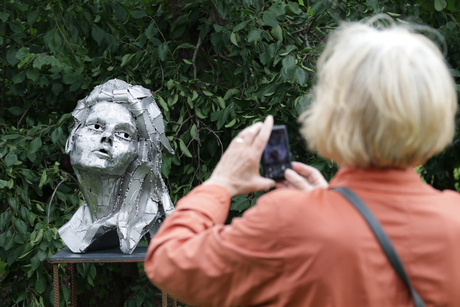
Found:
[70,102,138,176]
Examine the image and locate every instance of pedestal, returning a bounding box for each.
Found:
[50,243,176,307]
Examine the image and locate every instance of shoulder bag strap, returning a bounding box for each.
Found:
[331,187,425,307]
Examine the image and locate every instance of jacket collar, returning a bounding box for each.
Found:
[329,166,437,195]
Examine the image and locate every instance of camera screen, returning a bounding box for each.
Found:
[263,129,289,165]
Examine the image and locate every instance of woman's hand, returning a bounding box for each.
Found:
[203,116,276,197]
[276,161,328,192]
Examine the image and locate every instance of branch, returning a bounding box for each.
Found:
[192,36,202,79]
[216,53,241,66]
[47,175,68,225]
[171,116,194,137]
[207,0,224,26]
[17,108,30,129]
[201,125,224,156]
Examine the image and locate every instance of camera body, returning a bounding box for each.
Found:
[261,125,292,181]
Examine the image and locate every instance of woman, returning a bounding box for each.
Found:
[59,79,175,254]
[145,22,460,306]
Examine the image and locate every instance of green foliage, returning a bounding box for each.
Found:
[1,0,459,306]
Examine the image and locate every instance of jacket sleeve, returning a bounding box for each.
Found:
[144,185,286,307]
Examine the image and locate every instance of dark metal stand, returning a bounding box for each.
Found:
[50,243,177,307]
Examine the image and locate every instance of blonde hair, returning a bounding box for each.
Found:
[300,22,457,168]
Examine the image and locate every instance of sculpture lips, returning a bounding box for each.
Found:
[93,148,112,159]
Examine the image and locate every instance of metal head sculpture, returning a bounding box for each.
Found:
[59,79,175,254]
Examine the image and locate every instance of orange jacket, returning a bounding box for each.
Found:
[145,167,460,306]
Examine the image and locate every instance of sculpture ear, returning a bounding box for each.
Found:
[65,135,73,154]
[65,123,81,154]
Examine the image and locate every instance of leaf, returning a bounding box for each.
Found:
[12,71,26,84]
[114,3,127,21]
[288,2,302,14]
[263,11,278,28]
[434,0,447,11]
[224,88,240,100]
[295,67,308,85]
[158,43,169,61]
[225,118,237,128]
[30,137,42,153]
[217,108,230,129]
[195,108,207,119]
[282,55,296,69]
[36,275,46,293]
[233,21,249,32]
[7,48,19,66]
[167,94,178,106]
[10,20,23,33]
[191,91,199,101]
[216,97,226,108]
[16,292,27,303]
[157,96,168,111]
[0,180,7,189]
[91,26,105,45]
[39,170,47,188]
[178,139,192,158]
[90,264,97,279]
[52,83,63,96]
[161,156,171,178]
[202,90,213,97]
[8,107,23,116]
[132,10,147,19]
[176,43,196,50]
[121,54,134,67]
[230,195,251,212]
[27,68,39,81]
[271,25,283,42]
[190,124,197,139]
[5,152,18,167]
[446,21,456,30]
[49,29,63,51]
[16,47,30,61]
[366,0,380,12]
[0,12,9,22]
[27,10,40,25]
[449,69,460,77]
[14,219,28,234]
[230,32,238,46]
[145,23,157,39]
[247,29,262,42]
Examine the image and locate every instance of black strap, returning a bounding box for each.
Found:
[331,187,425,307]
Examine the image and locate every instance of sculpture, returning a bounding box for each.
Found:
[59,79,175,254]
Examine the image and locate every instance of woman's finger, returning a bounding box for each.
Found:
[284,168,313,191]
[292,162,328,188]
[252,115,273,152]
[235,122,264,144]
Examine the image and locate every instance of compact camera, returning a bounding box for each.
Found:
[261,125,292,181]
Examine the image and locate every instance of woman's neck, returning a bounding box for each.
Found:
[74,170,122,221]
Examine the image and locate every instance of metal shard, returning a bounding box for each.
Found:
[59,79,175,254]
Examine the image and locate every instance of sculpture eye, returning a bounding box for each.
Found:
[88,123,104,131]
[116,131,133,141]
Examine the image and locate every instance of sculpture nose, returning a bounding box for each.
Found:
[100,130,114,146]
